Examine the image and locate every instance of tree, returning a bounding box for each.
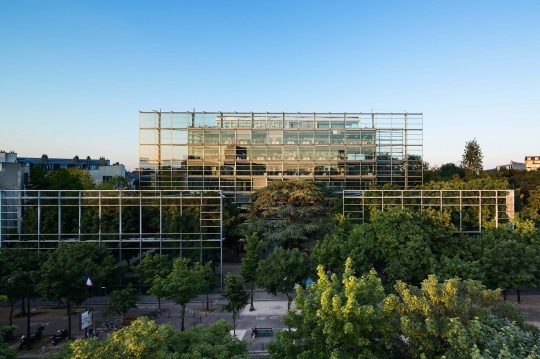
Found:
[311,214,368,276]
[68,168,95,190]
[239,233,263,311]
[268,258,390,359]
[257,247,307,310]
[97,176,130,190]
[0,330,16,359]
[437,162,465,181]
[384,275,540,358]
[104,283,141,319]
[134,253,172,310]
[195,261,216,312]
[356,208,440,287]
[480,227,540,302]
[221,274,249,336]
[0,249,42,325]
[243,180,335,249]
[46,317,250,359]
[161,257,202,331]
[461,138,484,178]
[35,243,121,338]
[28,166,95,190]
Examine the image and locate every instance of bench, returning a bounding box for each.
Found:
[255,328,273,337]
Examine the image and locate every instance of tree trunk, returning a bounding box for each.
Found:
[249,282,255,311]
[158,297,161,311]
[9,300,16,326]
[503,290,508,301]
[67,301,72,339]
[206,290,210,311]
[181,305,186,332]
[517,289,521,303]
[20,297,26,315]
[233,315,236,336]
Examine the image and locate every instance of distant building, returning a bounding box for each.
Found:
[17,154,126,186]
[495,160,526,171]
[525,156,540,171]
[0,151,24,190]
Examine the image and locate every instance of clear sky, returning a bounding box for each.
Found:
[1,1,538,171]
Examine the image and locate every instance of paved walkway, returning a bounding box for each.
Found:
[0,290,295,357]
[2,261,540,358]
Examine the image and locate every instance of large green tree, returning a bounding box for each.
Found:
[35,243,121,338]
[221,274,249,336]
[269,258,390,359]
[46,317,250,359]
[243,180,335,249]
[384,275,540,358]
[104,283,141,319]
[356,208,444,287]
[195,261,217,312]
[257,247,307,310]
[480,227,540,302]
[461,138,484,178]
[134,253,172,310]
[239,233,263,311]
[161,257,202,331]
[0,249,43,326]
[97,176,130,190]
[311,214,368,276]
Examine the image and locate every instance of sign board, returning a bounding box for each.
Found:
[80,309,94,331]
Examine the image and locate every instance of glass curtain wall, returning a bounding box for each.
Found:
[140,112,423,201]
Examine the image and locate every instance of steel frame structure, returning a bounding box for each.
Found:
[0,190,224,284]
[139,111,423,202]
[343,189,515,233]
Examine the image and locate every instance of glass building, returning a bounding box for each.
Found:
[139,112,423,203]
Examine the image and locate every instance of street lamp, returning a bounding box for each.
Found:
[102,286,107,297]
[8,275,31,350]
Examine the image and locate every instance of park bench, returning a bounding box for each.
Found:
[256,328,273,337]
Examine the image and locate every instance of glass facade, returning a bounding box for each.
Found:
[139,112,423,202]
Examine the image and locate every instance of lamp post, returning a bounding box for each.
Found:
[8,275,31,350]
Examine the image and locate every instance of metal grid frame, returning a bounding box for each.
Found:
[0,190,224,281]
[139,111,423,202]
[343,189,515,233]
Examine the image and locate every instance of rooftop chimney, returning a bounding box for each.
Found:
[41,154,48,162]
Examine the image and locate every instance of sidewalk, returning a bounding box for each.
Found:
[0,290,294,357]
[2,289,540,357]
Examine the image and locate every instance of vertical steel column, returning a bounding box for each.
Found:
[37,192,41,250]
[179,191,183,258]
[58,191,62,242]
[78,191,82,240]
[220,191,223,292]
[200,192,203,263]
[478,190,482,232]
[0,191,3,248]
[98,191,102,245]
[139,192,142,265]
[17,190,22,239]
[459,191,463,231]
[119,191,122,263]
[404,113,409,189]
[159,191,163,255]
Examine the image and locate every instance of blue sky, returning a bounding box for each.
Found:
[1,1,538,171]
